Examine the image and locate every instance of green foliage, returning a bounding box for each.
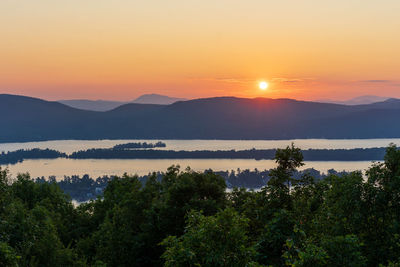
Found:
[0,242,19,267]
[2,144,400,266]
[0,170,83,266]
[283,234,366,267]
[284,239,328,267]
[161,208,256,267]
[255,209,296,265]
[266,143,305,211]
[321,235,366,267]
[83,166,227,266]
[268,143,304,189]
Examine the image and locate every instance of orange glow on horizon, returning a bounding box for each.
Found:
[0,1,399,101]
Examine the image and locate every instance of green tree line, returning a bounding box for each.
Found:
[0,146,389,165]
[1,144,400,266]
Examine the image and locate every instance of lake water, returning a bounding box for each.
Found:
[0,139,390,179]
[0,138,399,154]
[1,158,375,180]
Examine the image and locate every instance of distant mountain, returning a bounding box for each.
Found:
[2,94,400,142]
[317,95,390,105]
[58,99,126,112]
[132,94,187,105]
[58,94,187,111]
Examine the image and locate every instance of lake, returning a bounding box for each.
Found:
[0,139,390,179]
[1,138,399,153]
[1,158,374,180]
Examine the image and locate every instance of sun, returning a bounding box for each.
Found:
[259,81,268,90]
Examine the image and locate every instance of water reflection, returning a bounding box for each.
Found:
[2,158,376,180]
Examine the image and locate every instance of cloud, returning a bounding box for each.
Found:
[213,77,311,84]
[188,77,252,84]
[213,78,252,84]
[359,80,391,83]
[189,76,313,84]
[272,78,302,83]
[271,77,315,83]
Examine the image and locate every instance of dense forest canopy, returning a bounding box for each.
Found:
[1,144,400,266]
[35,168,343,202]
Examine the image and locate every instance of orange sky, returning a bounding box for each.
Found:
[1,0,399,101]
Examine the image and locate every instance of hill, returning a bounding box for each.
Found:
[58,99,125,111]
[2,94,400,142]
[58,93,187,111]
[132,93,187,105]
[317,95,390,105]
[0,94,102,141]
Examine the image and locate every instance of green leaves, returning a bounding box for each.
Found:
[2,144,400,266]
[161,209,256,267]
[90,167,228,266]
[0,241,19,267]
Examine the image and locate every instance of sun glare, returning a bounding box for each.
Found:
[259,81,268,90]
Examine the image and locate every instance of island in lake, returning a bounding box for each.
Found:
[0,141,389,165]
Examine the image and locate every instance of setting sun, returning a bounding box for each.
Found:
[259,81,268,90]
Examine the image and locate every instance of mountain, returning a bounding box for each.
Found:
[317,95,390,105]
[2,94,400,142]
[0,94,101,142]
[58,94,187,111]
[132,94,187,105]
[58,99,126,112]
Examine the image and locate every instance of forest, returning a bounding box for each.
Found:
[35,168,346,202]
[0,146,389,165]
[1,144,400,266]
[0,149,67,165]
[69,147,387,161]
[112,141,166,149]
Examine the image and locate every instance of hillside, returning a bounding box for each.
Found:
[317,95,390,105]
[132,93,187,105]
[0,94,102,141]
[58,99,125,111]
[58,93,187,111]
[2,94,400,142]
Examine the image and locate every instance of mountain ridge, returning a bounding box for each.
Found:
[2,94,400,142]
[58,93,188,111]
[317,95,391,105]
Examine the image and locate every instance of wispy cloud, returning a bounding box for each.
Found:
[188,77,253,84]
[271,78,304,83]
[359,80,391,83]
[190,77,313,84]
[213,77,253,84]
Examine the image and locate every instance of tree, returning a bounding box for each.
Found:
[268,143,304,189]
[265,143,304,211]
[161,208,257,267]
[91,168,227,266]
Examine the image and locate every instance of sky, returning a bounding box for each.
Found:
[1,0,400,101]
